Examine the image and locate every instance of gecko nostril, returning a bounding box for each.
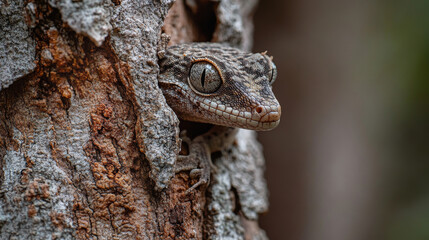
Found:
[256,106,263,114]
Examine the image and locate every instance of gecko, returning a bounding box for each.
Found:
[158,42,281,192]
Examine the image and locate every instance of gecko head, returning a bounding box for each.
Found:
[158,43,281,131]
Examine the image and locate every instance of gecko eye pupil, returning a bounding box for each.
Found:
[189,61,222,94]
[201,68,206,87]
[268,62,277,85]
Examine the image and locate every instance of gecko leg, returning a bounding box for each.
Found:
[176,135,212,193]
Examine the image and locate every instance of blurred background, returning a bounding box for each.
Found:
[253,0,429,239]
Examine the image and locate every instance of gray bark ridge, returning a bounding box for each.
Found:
[0,0,36,91]
[48,0,113,47]
[109,0,180,190]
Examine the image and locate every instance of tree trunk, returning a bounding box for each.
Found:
[0,0,268,239]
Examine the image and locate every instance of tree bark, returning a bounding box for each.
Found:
[0,0,268,239]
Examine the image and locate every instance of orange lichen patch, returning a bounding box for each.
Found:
[93,193,116,218]
[92,162,118,189]
[94,103,114,119]
[28,204,37,218]
[114,194,136,212]
[95,177,115,190]
[92,139,118,162]
[73,198,93,239]
[25,180,38,201]
[90,113,104,132]
[41,183,50,198]
[50,211,66,230]
[26,155,35,168]
[114,172,132,190]
[46,28,73,72]
[77,66,144,235]
[25,179,51,201]
[50,71,73,99]
[96,57,118,83]
[102,105,113,119]
[20,156,35,184]
[20,169,31,185]
[92,165,132,190]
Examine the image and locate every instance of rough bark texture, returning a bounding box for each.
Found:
[0,0,267,239]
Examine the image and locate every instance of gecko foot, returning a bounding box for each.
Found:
[176,136,211,194]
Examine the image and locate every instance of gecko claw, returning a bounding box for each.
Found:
[184,172,209,194]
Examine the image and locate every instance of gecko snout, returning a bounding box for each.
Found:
[251,105,281,130]
[252,105,281,120]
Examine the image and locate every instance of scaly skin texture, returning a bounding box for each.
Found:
[158,42,281,191]
[158,43,281,131]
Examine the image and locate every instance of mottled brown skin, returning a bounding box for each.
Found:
[158,43,281,191]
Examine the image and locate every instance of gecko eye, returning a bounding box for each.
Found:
[268,62,277,85]
[189,61,222,94]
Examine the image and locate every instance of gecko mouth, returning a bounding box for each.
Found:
[198,99,281,130]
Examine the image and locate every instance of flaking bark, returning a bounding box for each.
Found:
[0,0,267,239]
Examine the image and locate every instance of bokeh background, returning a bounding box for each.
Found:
[253,0,429,239]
